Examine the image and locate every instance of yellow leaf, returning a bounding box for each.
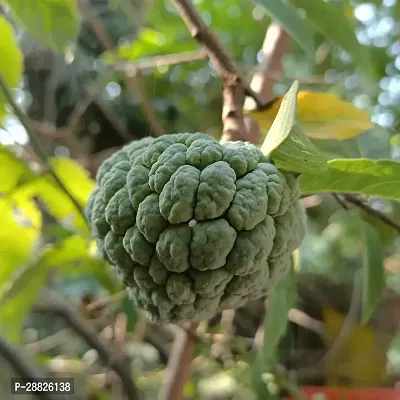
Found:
[0,196,41,285]
[0,16,23,121]
[49,157,95,205]
[0,145,32,194]
[247,91,374,141]
[322,307,391,386]
[12,157,94,232]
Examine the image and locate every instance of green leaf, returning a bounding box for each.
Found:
[270,123,329,173]
[289,0,371,75]
[40,235,121,293]
[4,0,78,51]
[300,158,400,200]
[253,1,315,59]
[0,196,41,285]
[260,266,297,366]
[260,81,328,173]
[0,16,23,121]
[359,220,384,324]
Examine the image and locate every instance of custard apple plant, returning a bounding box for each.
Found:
[85,132,306,323]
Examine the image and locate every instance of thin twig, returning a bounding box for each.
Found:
[158,322,199,400]
[0,335,57,400]
[332,193,350,210]
[113,49,208,72]
[172,0,263,106]
[36,291,139,400]
[245,23,289,108]
[343,194,400,233]
[0,75,87,223]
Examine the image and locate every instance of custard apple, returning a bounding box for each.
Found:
[86,133,306,323]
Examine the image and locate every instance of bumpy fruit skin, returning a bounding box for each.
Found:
[86,133,306,323]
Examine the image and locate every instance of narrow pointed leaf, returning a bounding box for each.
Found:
[360,220,384,324]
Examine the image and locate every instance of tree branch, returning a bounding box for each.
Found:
[0,335,57,400]
[245,23,289,107]
[342,194,400,233]
[158,322,199,400]
[172,0,265,142]
[35,291,139,400]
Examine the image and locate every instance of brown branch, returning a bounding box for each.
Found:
[35,291,139,400]
[0,335,57,400]
[339,194,400,233]
[242,23,289,144]
[172,0,264,142]
[245,23,289,107]
[158,322,199,400]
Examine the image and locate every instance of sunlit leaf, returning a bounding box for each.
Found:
[0,145,33,194]
[289,0,372,76]
[0,196,41,285]
[259,81,328,173]
[300,159,400,199]
[49,157,95,205]
[359,220,384,324]
[253,0,315,58]
[0,195,41,344]
[4,0,78,51]
[0,16,23,121]
[250,91,374,141]
[13,157,94,232]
